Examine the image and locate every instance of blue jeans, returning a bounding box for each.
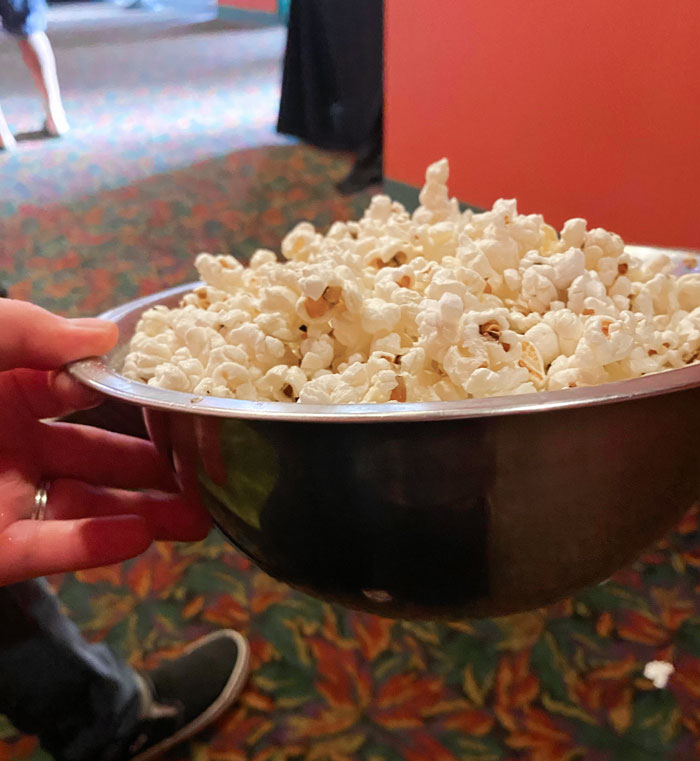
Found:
[0,580,141,761]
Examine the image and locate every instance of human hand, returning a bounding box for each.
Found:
[0,299,211,586]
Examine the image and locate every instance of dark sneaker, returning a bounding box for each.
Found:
[124,630,250,761]
[336,154,383,195]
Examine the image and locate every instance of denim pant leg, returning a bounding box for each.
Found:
[0,579,141,761]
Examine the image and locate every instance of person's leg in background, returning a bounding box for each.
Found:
[0,579,142,761]
[277,0,383,194]
[336,105,382,195]
[0,0,24,148]
[0,579,250,761]
[17,30,70,136]
[0,104,17,150]
[0,0,70,136]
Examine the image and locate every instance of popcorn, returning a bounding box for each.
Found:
[281,221,321,262]
[212,362,250,391]
[123,158,700,404]
[193,254,244,293]
[677,274,700,312]
[300,334,334,374]
[297,373,344,404]
[249,249,277,269]
[524,322,560,365]
[567,272,608,314]
[560,218,587,250]
[465,365,530,397]
[152,362,191,392]
[543,309,584,356]
[643,660,674,689]
[521,267,558,313]
[414,158,457,224]
[361,298,402,334]
[549,248,586,290]
[578,315,635,366]
[258,364,307,402]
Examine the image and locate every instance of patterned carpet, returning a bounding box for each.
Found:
[2,8,700,761]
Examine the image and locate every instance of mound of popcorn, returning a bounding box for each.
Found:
[122,159,700,404]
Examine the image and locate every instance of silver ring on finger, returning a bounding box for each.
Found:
[32,481,52,521]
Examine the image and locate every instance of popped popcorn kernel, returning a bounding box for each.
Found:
[643,660,675,689]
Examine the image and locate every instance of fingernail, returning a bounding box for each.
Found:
[69,318,113,331]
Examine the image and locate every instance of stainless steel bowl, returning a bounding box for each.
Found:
[70,246,700,619]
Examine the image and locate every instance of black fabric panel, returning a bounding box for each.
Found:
[277,0,383,152]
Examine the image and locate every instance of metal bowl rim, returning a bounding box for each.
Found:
[68,246,700,424]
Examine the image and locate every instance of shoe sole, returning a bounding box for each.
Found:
[129,629,250,761]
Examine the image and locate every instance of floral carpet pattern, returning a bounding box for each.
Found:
[3,507,700,761]
[2,12,700,761]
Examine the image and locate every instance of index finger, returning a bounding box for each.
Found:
[0,299,118,372]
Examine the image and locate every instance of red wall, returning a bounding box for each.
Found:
[385,1,700,247]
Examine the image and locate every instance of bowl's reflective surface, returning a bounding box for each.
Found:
[71,247,700,618]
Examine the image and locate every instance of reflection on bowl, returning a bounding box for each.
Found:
[70,247,700,619]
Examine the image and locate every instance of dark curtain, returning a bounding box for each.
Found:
[277,0,383,153]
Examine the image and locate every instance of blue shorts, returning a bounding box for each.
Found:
[0,0,47,36]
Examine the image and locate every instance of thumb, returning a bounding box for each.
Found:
[0,299,118,372]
